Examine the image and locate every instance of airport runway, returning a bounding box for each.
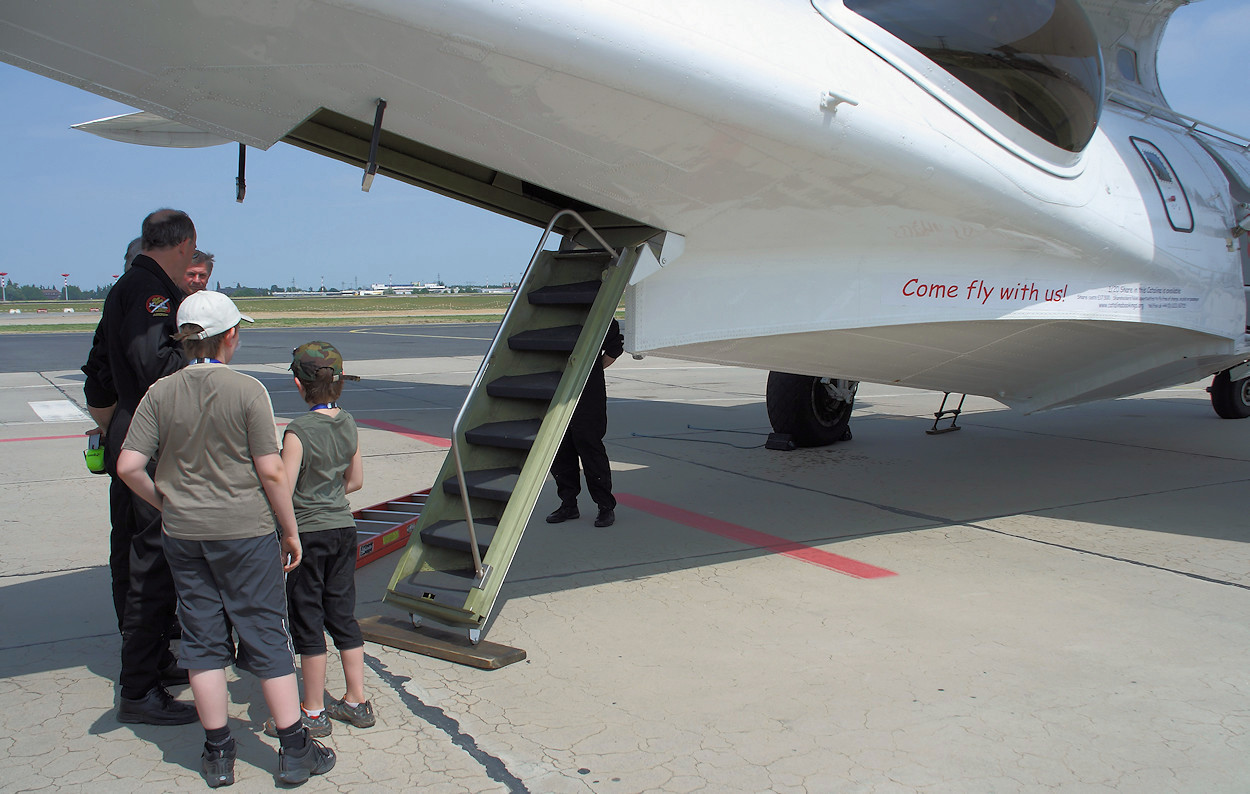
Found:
[2,341,1249,792]
[0,323,497,372]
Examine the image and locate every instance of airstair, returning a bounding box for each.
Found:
[382,211,644,640]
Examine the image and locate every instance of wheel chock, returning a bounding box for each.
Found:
[765,432,795,451]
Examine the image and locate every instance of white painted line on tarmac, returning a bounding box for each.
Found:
[28,400,88,422]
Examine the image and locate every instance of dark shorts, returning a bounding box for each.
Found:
[285,526,363,655]
[163,533,296,679]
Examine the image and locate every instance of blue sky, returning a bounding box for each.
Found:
[0,0,1247,292]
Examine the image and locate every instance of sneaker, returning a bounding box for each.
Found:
[263,710,332,738]
[276,737,336,785]
[201,742,236,788]
[594,507,615,527]
[325,697,376,728]
[117,686,199,725]
[545,503,579,524]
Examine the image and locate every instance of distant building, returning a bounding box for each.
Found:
[372,281,448,294]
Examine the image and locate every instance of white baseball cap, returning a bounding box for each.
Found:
[177,290,254,339]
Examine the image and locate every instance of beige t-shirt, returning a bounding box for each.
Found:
[123,363,281,541]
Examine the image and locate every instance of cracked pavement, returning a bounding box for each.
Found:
[2,349,1249,792]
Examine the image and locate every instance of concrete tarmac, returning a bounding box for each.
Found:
[2,343,1249,792]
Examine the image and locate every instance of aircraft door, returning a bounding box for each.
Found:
[1192,138,1250,325]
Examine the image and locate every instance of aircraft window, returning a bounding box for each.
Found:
[1130,137,1193,233]
[843,0,1104,153]
[1116,47,1139,83]
[1141,151,1173,183]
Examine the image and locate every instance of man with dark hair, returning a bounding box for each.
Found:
[183,250,214,294]
[82,208,199,725]
[141,208,197,251]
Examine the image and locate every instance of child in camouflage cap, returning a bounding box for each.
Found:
[266,341,376,737]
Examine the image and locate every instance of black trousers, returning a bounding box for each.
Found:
[108,478,131,630]
[285,527,364,655]
[551,369,615,510]
[112,478,179,699]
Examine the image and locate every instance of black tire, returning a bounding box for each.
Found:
[766,372,857,447]
[1210,370,1250,419]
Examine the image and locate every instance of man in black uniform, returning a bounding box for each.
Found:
[82,209,198,725]
[545,318,624,527]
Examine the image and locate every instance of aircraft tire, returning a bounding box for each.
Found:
[765,372,856,447]
[1210,370,1250,419]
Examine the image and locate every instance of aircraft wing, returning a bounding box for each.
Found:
[70,111,232,148]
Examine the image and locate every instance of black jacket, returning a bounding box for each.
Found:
[571,318,623,430]
[81,254,187,469]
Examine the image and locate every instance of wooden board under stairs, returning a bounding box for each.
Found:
[358,615,526,669]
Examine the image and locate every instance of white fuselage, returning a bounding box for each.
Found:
[2,0,1246,411]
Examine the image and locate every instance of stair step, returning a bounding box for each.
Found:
[443,467,521,502]
[486,371,562,401]
[527,280,601,306]
[398,567,477,605]
[354,519,402,534]
[358,509,421,523]
[420,518,498,556]
[508,325,582,352]
[383,500,425,514]
[552,248,612,263]
[465,419,540,450]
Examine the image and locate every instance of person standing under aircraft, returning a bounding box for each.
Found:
[81,209,198,726]
[118,291,336,788]
[124,237,143,272]
[184,250,213,294]
[546,318,624,527]
[268,341,373,739]
[82,236,148,460]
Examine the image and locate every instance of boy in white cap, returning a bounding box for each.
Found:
[117,290,336,788]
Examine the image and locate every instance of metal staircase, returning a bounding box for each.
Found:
[383,211,642,638]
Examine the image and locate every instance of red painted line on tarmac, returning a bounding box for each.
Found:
[0,434,84,443]
[616,493,897,579]
[357,419,452,448]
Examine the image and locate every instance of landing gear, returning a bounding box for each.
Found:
[1209,368,1250,418]
[766,372,857,447]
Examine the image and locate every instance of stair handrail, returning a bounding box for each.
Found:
[1107,89,1250,151]
[451,209,619,583]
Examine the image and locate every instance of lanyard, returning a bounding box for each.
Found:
[310,402,337,411]
[193,358,222,365]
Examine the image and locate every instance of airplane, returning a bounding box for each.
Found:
[5,0,1250,644]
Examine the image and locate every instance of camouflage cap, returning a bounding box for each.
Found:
[291,341,360,383]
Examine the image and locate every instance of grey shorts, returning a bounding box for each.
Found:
[163,532,296,679]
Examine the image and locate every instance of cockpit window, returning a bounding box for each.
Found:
[843,0,1104,153]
